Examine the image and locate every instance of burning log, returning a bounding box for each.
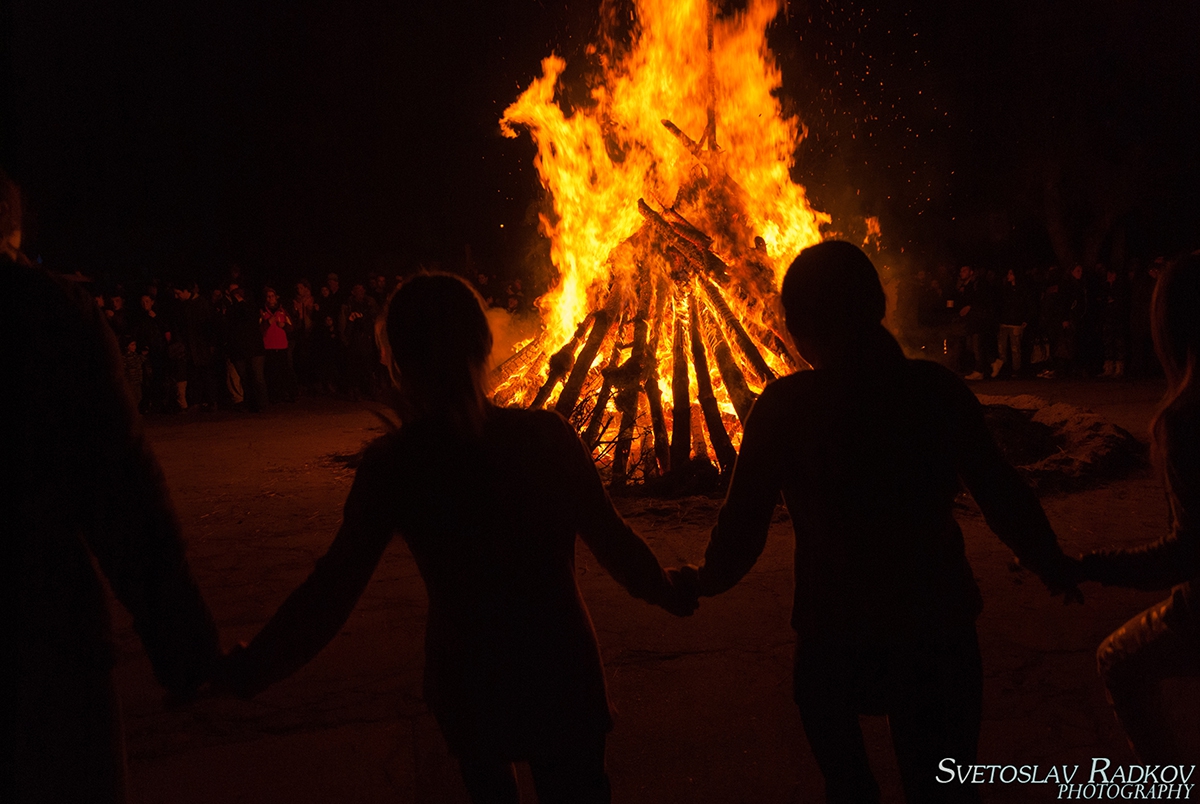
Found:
[662,207,713,250]
[529,319,590,410]
[583,342,621,449]
[662,119,702,158]
[610,269,654,487]
[555,300,618,418]
[689,291,737,473]
[637,199,731,284]
[644,277,672,474]
[697,297,756,423]
[637,199,707,274]
[699,276,776,385]
[669,291,691,470]
[492,331,548,407]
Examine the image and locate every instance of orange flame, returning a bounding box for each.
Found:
[496,0,837,483]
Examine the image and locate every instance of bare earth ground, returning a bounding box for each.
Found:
[110,378,1191,803]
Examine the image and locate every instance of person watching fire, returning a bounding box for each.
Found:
[218,272,696,803]
[681,241,1082,804]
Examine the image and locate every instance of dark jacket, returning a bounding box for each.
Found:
[698,339,1071,647]
[7,258,220,802]
[231,407,674,758]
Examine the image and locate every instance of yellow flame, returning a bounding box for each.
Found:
[502,0,829,348]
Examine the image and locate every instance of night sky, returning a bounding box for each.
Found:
[4,0,1198,291]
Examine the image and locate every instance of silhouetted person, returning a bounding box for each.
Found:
[1081,252,1200,762]
[688,242,1079,804]
[3,172,220,802]
[220,273,694,804]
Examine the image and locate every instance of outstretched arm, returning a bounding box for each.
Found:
[697,391,782,597]
[224,447,396,696]
[951,381,1079,596]
[555,416,694,616]
[1082,416,1199,590]
[34,269,222,698]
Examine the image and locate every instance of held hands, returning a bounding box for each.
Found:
[1043,554,1086,605]
[659,565,701,617]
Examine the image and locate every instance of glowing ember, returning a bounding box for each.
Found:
[494,0,832,487]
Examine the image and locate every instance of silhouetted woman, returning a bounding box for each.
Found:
[1082,252,1200,762]
[224,273,692,803]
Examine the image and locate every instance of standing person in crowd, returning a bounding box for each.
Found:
[683,241,1080,804]
[219,273,695,804]
[1080,252,1200,762]
[1037,266,1067,378]
[322,272,346,325]
[261,286,297,403]
[291,279,318,395]
[993,268,1031,378]
[952,265,987,380]
[209,285,239,408]
[134,291,171,413]
[105,289,130,342]
[368,271,389,309]
[1099,265,1131,378]
[475,271,495,307]
[178,281,221,411]
[226,284,269,412]
[4,171,221,804]
[311,305,343,395]
[1128,258,1163,378]
[341,281,380,400]
[160,287,189,412]
[1058,264,1089,377]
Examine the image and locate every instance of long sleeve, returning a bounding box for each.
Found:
[950,379,1071,588]
[231,446,396,696]
[697,390,781,596]
[1082,414,1200,591]
[16,266,220,695]
[555,415,673,606]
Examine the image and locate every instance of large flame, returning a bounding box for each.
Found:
[496,0,833,485]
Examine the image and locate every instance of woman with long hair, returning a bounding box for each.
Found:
[1081,252,1200,762]
[223,272,693,803]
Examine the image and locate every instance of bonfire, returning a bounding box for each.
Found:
[494,0,831,489]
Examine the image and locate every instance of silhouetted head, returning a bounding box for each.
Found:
[781,241,889,369]
[383,272,493,432]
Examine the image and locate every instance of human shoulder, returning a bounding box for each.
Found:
[902,357,973,400]
[488,404,573,437]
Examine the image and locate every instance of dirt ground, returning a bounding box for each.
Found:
[111,378,1193,803]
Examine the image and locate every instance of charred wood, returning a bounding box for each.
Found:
[698,301,756,423]
[583,342,622,450]
[644,276,672,474]
[529,319,588,410]
[610,268,653,488]
[700,277,776,385]
[661,119,702,158]
[555,302,617,418]
[669,291,692,470]
[689,292,737,473]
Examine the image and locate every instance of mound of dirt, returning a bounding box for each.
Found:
[978,394,1146,492]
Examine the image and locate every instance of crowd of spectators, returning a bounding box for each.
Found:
[95,268,529,414]
[898,257,1165,381]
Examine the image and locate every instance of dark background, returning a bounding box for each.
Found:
[4,0,1198,291]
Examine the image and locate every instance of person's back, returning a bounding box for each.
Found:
[364,405,649,754]
[730,353,985,645]
[693,241,1077,804]
[222,273,691,803]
